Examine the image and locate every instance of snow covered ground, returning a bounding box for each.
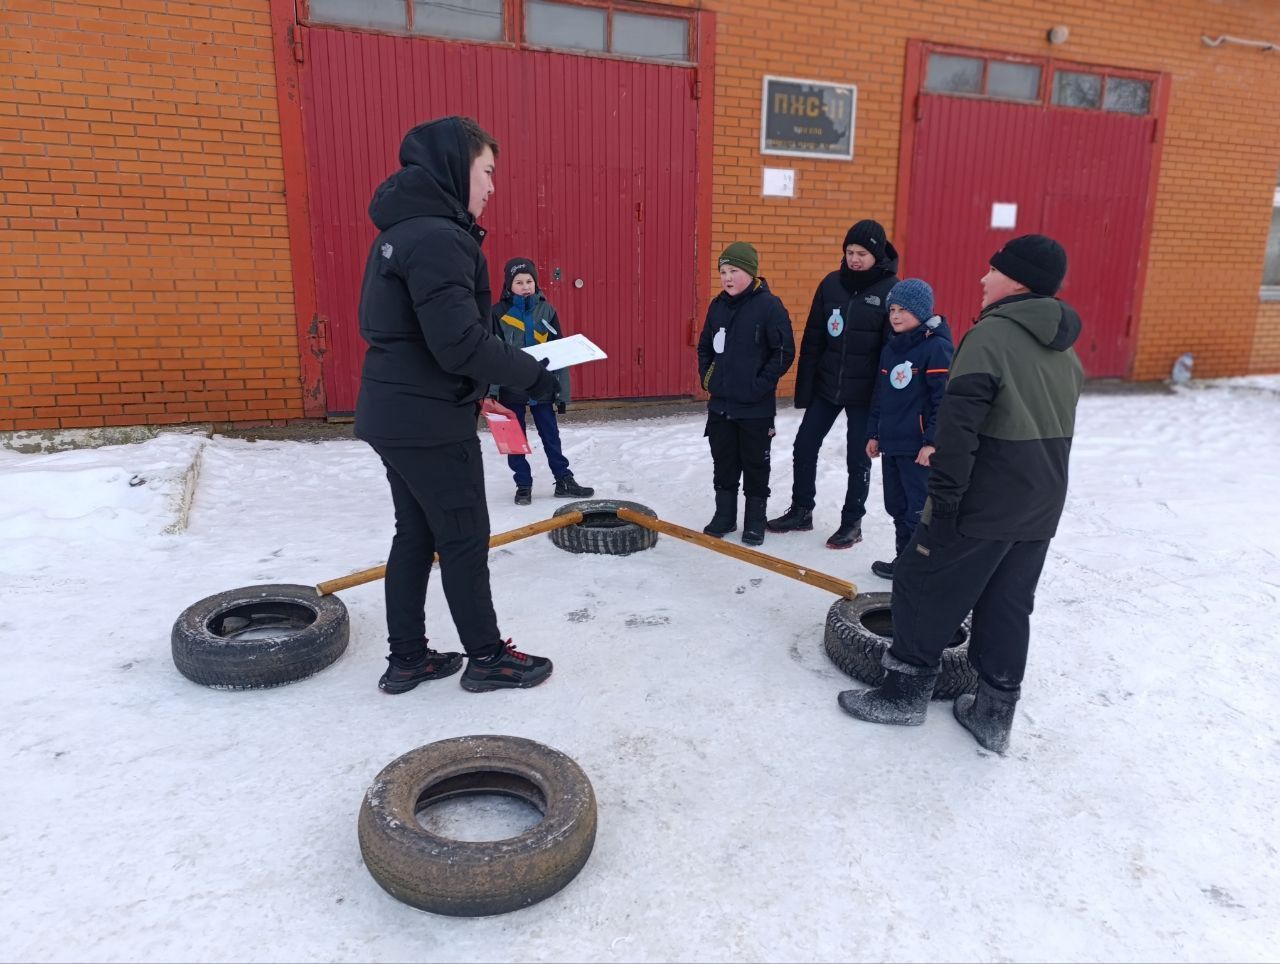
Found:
[2,379,1278,963]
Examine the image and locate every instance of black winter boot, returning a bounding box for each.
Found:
[766,504,813,533]
[826,522,862,549]
[703,488,738,537]
[741,496,768,546]
[837,651,938,725]
[514,486,532,506]
[871,559,895,579]
[554,474,595,498]
[953,680,1020,754]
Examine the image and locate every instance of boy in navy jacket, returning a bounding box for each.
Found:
[696,242,795,546]
[865,279,953,579]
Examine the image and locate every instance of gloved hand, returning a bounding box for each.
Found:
[528,357,560,404]
[556,401,566,415]
[927,500,959,551]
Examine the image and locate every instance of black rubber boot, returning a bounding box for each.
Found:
[379,645,464,694]
[460,639,553,692]
[953,680,1020,754]
[871,559,895,579]
[703,488,738,537]
[554,474,595,498]
[837,651,938,725]
[741,496,768,546]
[514,486,532,506]
[826,522,862,549]
[766,504,813,533]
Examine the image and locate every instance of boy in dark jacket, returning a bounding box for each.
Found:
[768,220,899,549]
[490,257,594,506]
[864,279,953,580]
[355,116,560,696]
[839,235,1084,755]
[696,242,796,546]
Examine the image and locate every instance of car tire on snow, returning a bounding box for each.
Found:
[549,499,659,556]
[823,592,978,701]
[171,583,349,689]
[358,735,597,917]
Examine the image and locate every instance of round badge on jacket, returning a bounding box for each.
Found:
[827,308,844,337]
[890,361,914,389]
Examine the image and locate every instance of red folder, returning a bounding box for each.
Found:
[481,398,532,455]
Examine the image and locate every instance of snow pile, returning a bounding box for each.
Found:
[1,381,1278,962]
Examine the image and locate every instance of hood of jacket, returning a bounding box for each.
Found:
[368,116,478,235]
[839,241,901,294]
[889,314,954,353]
[980,294,1081,352]
[712,275,773,310]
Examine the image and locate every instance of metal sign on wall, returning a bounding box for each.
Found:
[761,75,857,159]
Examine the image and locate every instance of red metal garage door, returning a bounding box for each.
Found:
[298,25,700,413]
[902,45,1164,378]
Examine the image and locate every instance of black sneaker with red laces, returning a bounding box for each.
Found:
[378,646,464,694]
[460,639,553,692]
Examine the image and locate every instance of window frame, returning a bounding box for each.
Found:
[920,44,1159,117]
[299,0,695,66]
[1101,74,1154,116]
[1263,184,1280,302]
[922,49,1046,105]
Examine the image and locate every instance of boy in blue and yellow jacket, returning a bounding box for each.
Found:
[865,279,953,579]
[490,257,594,505]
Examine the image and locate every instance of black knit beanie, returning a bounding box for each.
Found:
[503,257,538,296]
[843,219,887,257]
[989,235,1067,296]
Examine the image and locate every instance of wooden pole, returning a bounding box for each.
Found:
[315,511,585,595]
[616,507,857,599]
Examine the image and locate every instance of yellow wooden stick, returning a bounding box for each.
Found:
[315,511,585,595]
[616,507,857,599]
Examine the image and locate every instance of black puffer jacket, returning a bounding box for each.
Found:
[354,117,545,447]
[696,277,795,419]
[793,246,899,408]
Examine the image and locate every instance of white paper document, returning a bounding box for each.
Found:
[521,333,608,371]
[991,202,1018,229]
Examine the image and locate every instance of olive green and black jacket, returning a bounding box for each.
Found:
[924,294,1084,541]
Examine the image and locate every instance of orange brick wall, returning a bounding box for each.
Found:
[3,0,1278,432]
[1253,301,1280,373]
[679,0,1280,388]
[0,0,301,431]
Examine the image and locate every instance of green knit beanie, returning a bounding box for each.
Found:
[719,241,759,277]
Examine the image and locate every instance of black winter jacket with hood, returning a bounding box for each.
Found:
[696,277,795,419]
[354,117,545,447]
[925,293,1085,541]
[793,246,900,409]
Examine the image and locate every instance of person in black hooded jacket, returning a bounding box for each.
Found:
[355,116,559,696]
[767,220,900,549]
[695,242,795,546]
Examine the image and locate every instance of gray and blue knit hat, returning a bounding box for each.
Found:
[887,278,934,322]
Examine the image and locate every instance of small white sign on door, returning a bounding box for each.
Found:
[991,202,1018,230]
[763,168,796,197]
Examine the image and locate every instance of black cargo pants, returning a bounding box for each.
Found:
[370,436,503,660]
